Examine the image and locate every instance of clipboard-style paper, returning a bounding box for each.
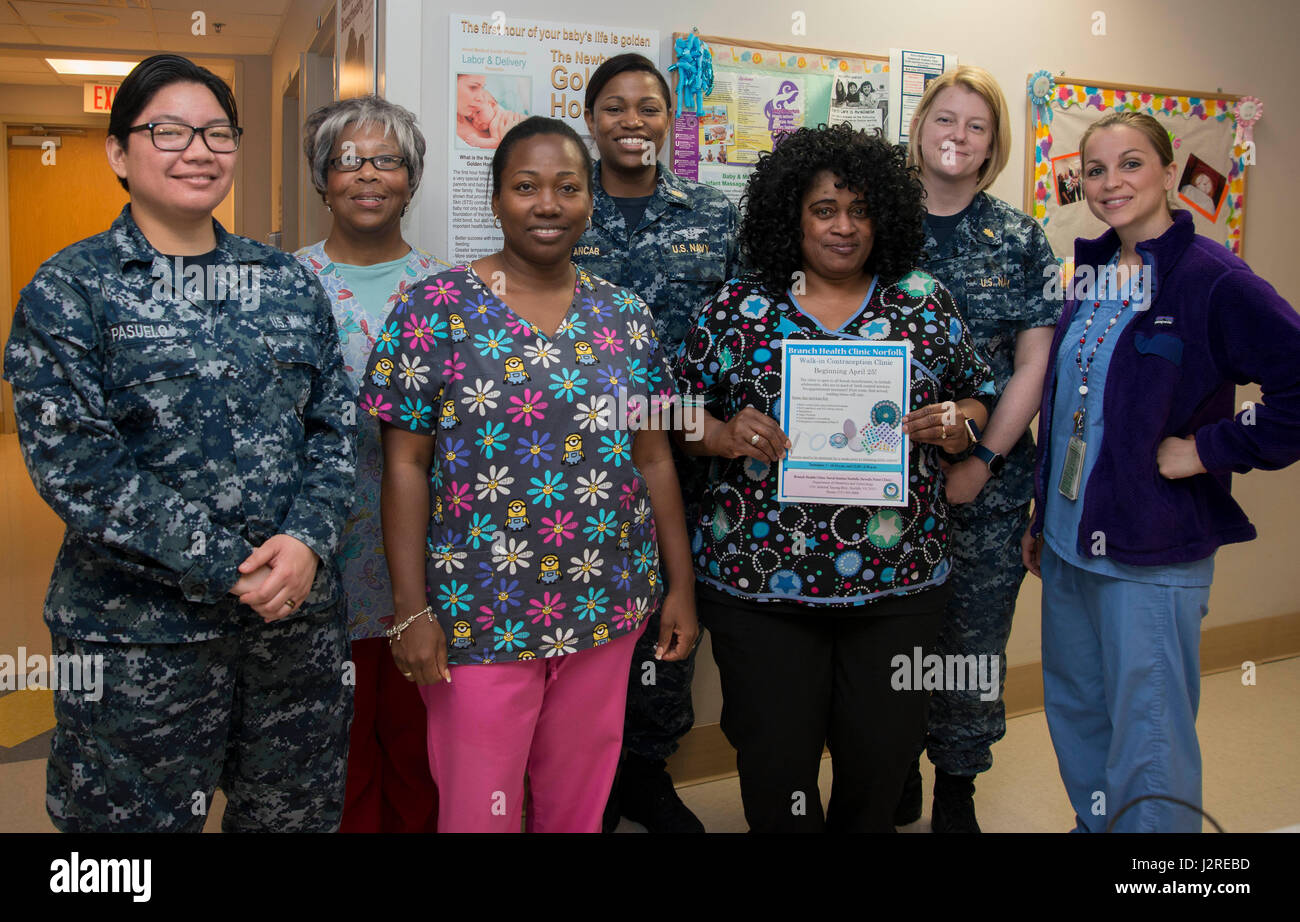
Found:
[778,340,912,507]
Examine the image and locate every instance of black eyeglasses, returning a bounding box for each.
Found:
[328,154,406,172]
[128,122,242,152]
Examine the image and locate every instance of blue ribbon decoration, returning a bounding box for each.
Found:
[1028,69,1055,127]
[668,33,715,118]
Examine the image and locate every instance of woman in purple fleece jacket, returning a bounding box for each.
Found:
[1021,111,1300,832]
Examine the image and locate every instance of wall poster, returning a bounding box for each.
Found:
[338,0,378,99]
[448,12,660,263]
[670,34,889,208]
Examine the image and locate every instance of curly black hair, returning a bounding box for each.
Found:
[739,123,926,294]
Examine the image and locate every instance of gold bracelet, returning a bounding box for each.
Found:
[385,605,434,645]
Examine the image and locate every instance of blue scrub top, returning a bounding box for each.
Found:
[1044,251,1214,586]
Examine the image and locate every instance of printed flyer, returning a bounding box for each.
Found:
[673,71,805,204]
[777,340,911,507]
[889,47,956,144]
[448,13,660,263]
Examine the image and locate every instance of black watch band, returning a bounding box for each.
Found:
[971,443,1006,475]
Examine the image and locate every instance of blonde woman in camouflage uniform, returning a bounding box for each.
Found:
[899,66,1059,832]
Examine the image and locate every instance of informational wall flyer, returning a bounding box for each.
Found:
[448,13,659,263]
[673,71,807,206]
[888,47,956,144]
[670,40,890,209]
[778,340,911,507]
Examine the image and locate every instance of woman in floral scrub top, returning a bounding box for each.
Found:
[360,116,697,833]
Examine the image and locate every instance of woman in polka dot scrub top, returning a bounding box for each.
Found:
[673,124,994,832]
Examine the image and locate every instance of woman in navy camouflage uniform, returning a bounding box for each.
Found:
[572,53,740,832]
[897,66,1059,832]
[3,55,355,832]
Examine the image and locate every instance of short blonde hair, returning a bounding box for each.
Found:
[907,65,1011,194]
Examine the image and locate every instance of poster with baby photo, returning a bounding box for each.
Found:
[446,13,660,263]
[1177,154,1227,221]
[453,75,532,152]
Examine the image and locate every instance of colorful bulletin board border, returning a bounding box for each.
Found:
[678,33,888,76]
[1024,75,1248,256]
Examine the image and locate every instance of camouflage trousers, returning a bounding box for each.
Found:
[623,604,699,763]
[47,604,352,832]
[922,502,1030,776]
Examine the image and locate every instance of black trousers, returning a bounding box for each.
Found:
[700,585,944,832]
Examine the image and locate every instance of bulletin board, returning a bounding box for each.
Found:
[1025,75,1249,259]
[670,33,889,207]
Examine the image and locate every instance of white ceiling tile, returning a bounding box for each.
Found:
[0,55,39,71]
[155,0,289,13]
[153,10,281,38]
[0,71,63,85]
[155,32,273,55]
[31,26,160,50]
[13,1,153,31]
[0,24,39,42]
[152,0,290,13]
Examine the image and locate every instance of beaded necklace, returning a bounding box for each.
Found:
[1073,254,1144,408]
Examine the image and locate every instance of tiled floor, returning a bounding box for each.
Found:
[628,657,1300,834]
[4,657,1297,833]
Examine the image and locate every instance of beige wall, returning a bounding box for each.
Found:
[238,56,273,244]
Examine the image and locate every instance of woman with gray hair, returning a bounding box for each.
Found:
[296,93,447,833]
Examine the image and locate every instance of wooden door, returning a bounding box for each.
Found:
[3,127,127,433]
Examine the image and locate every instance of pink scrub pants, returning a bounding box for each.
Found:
[418,623,644,833]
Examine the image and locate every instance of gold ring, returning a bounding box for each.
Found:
[401,671,413,679]
[941,426,949,440]
[284,598,296,609]
[750,434,761,445]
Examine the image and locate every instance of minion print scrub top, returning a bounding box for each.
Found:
[359,264,671,664]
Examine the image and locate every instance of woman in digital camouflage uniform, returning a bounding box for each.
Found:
[4,54,354,832]
[900,65,1059,832]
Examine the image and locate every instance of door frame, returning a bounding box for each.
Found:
[0,113,109,434]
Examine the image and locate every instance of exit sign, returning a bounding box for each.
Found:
[83,83,119,113]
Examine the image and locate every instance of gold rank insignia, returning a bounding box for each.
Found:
[982,228,995,238]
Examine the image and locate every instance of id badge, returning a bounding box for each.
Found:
[1058,436,1085,500]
